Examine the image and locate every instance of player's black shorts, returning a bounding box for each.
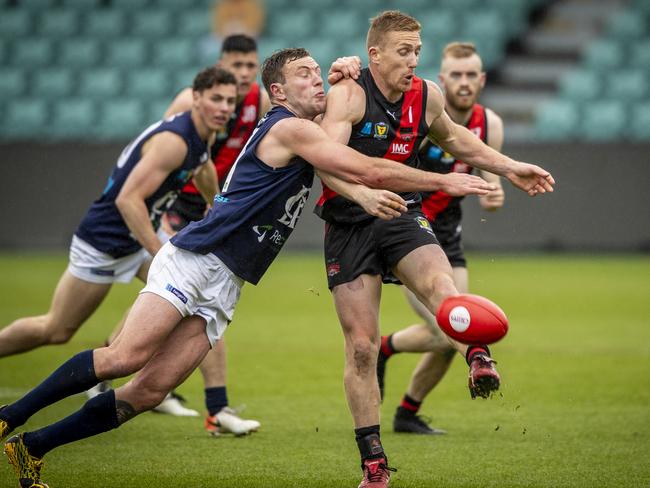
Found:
[165,192,207,232]
[433,222,466,268]
[323,208,440,289]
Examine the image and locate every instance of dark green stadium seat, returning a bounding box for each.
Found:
[19,0,58,9]
[583,40,623,71]
[630,40,650,72]
[559,70,601,101]
[126,69,172,100]
[0,41,6,66]
[152,39,197,68]
[37,9,80,38]
[105,38,149,68]
[147,99,174,125]
[58,39,102,67]
[112,0,150,8]
[2,99,48,138]
[32,68,75,98]
[418,10,458,41]
[51,99,96,138]
[607,10,647,39]
[0,10,32,37]
[177,9,211,38]
[171,68,199,94]
[96,99,145,140]
[268,11,314,42]
[320,12,364,40]
[83,11,127,38]
[130,11,173,38]
[306,40,339,68]
[62,0,102,8]
[462,9,506,42]
[581,100,626,141]
[0,69,26,102]
[606,70,647,100]
[534,101,579,141]
[630,102,650,141]
[78,68,123,99]
[257,36,294,61]
[11,38,54,66]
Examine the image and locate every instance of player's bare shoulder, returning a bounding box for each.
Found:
[485,107,504,150]
[258,116,323,168]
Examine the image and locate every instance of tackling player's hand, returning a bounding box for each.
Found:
[440,173,496,197]
[479,185,505,211]
[328,56,362,85]
[358,188,407,220]
[505,162,555,196]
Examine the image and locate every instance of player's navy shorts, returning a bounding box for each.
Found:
[433,222,466,268]
[166,191,207,232]
[323,208,440,289]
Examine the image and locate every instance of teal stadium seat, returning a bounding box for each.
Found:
[268,11,314,42]
[581,100,626,141]
[96,99,145,140]
[320,12,364,40]
[32,68,75,98]
[583,40,623,71]
[630,40,650,72]
[437,0,480,13]
[172,68,199,93]
[58,39,102,67]
[37,9,80,38]
[306,40,339,68]
[62,0,102,8]
[105,38,149,68]
[177,10,211,38]
[147,99,173,125]
[83,11,127,38]
[126,69,171,100]
[130,11,173,38]
[462,9,506,43]
[630,102,650,141]
[534,101,578,141]
[257,36,294,61]
[491,0,528,35]
[607,10,647,40]
[112,0,150,8]
[3,100,48,138]
[0,69,26,102]
[17,0,57,9]
[78,68,123,99]
[0,41,6,66]
[419,10,458,42]
[606,70,647,100]
[51,99,96,138]
[152,39,197,68]
[11,38,54,66]
[559,70,601,101]
[0,10,32,37]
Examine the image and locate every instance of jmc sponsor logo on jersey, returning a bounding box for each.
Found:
[390,142,410,155]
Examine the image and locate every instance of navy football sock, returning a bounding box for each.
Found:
[23,390,119,459]
[205,386,228,415]
[0,349,98,429]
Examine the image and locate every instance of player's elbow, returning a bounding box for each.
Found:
[359,164,389,189]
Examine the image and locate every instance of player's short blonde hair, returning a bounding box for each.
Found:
[367,10,421,49]
[442,42,478,60]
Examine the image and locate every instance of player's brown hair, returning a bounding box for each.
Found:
[261,47,311,97]
[442,42,478,59]
[367,10,421,49]
[192,66,237,92]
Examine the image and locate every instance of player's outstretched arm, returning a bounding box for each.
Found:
[317,170,407,220]
[479,109,505,211]
[272,118,494,196]
[192,158,219,205]
[426,81,555,196]
[115,132,188,256]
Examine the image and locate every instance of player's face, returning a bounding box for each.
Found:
[439,54,485,111]
[194,83,238,131]
[373,31,421,93]
[220,51,259,98]
[280,56,326,119]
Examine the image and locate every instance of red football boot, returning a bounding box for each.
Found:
[358,457,395,488]
[468,354,500,399]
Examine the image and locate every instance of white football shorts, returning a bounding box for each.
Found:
[140,242,243,347]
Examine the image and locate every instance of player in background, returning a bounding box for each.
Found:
[0,48,500,488]
[0,67,235,364]
[315,11,553,486]
[377,42,507,436]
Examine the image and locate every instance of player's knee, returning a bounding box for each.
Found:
[42,317,77,345]
[348,338,377,374]
[103,348,150,378]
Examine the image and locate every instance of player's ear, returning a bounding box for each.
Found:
[368,46,380,64]
[269,82,286,102]
[479,72,486,89]
[192,89,201,107]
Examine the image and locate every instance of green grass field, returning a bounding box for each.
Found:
[0,253,648,487]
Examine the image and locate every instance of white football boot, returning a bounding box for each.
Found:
[205,406,261,436]
[153,392,200,417]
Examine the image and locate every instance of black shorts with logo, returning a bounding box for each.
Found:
[432,222,466,268]
[165,192,207,232]
[323,208,440,289]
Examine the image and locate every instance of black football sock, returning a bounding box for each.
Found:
[355,425,385,461]
[23,390,120,459]
[205,386,229,416]
[0,349,98,429]
[466,345,491,365]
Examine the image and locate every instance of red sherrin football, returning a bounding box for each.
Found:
[435,294,508,345]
